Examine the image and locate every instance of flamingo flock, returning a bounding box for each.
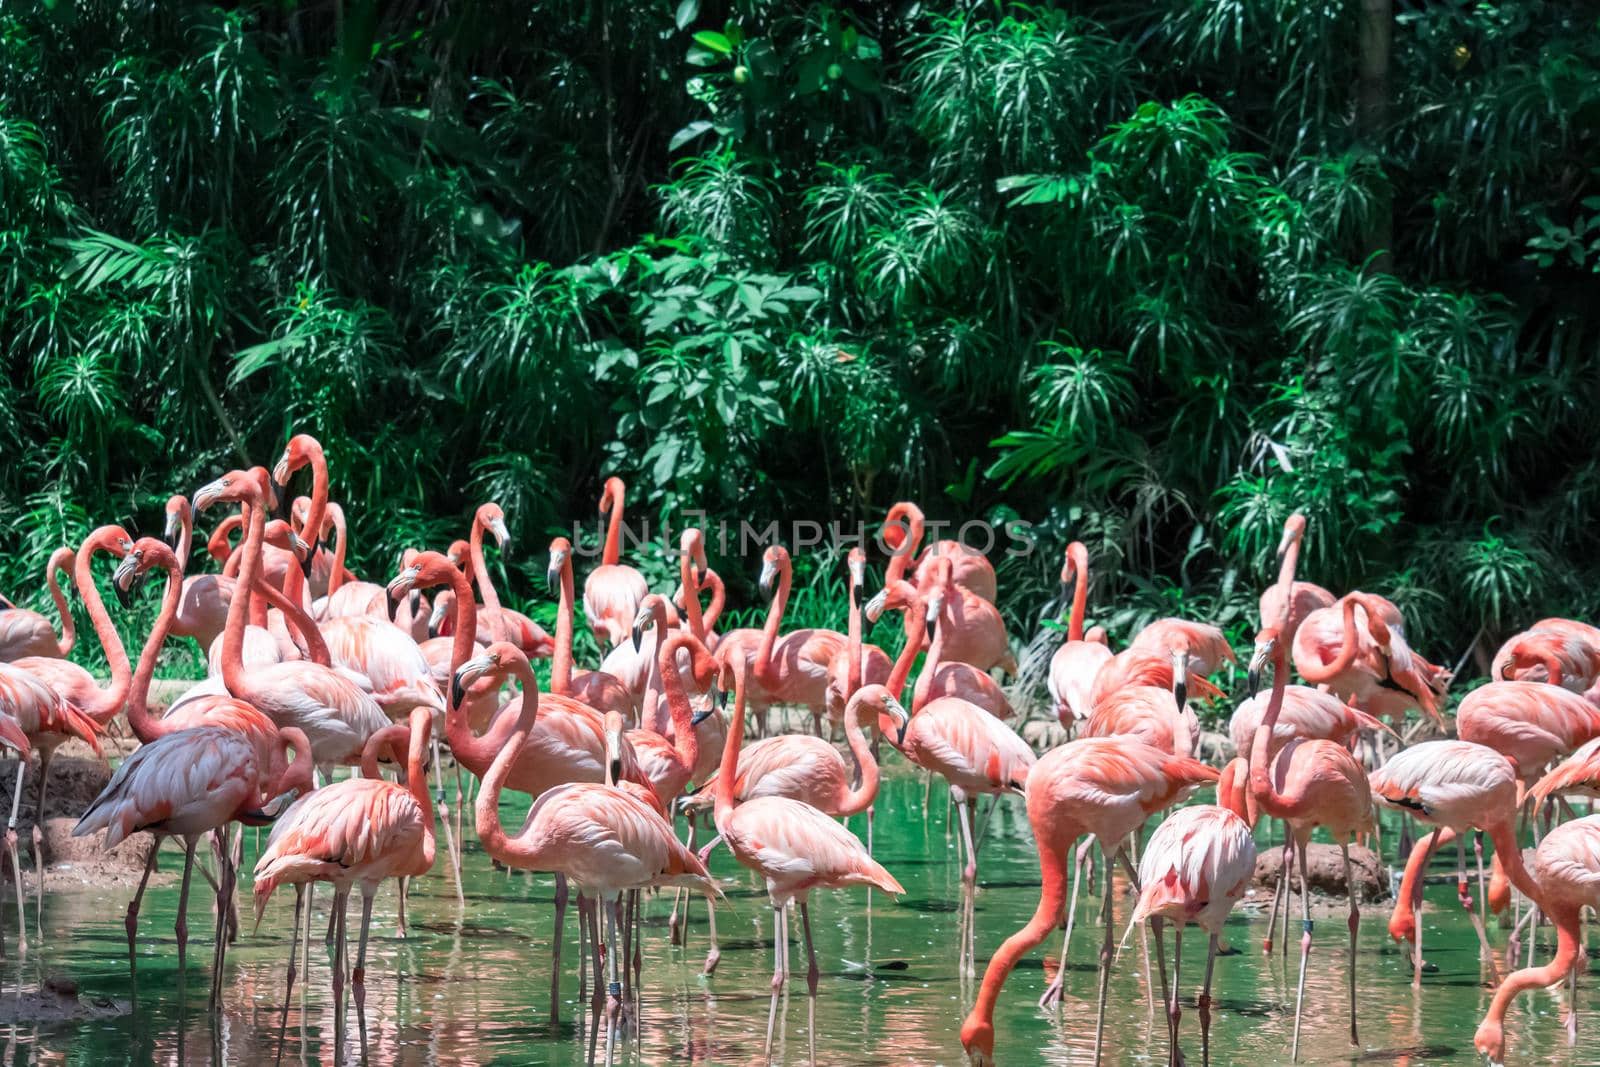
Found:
[0,434,1597,1065]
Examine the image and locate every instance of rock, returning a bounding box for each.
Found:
[1253,841,1387,902]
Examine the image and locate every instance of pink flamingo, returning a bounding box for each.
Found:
[923,556,1015,675]
[1083,685,1199,757]
[715,546,846,736]
[547,537,630,715]
[1372,739,1542,985]
[1457,681,1600,785]
[1227,685,1390,764]
[1129,617,1236,703]
[1474,815,1600,1063]
[881,501,998,602]
[1256,513,1335,646]
[582,477,649,649]
[959,738,1221,1064]
[197,469,389,770]
[1531,736,1600,807]
[1046,541,1111,729]
[0,547,75,661]
[75,722,312,1000]
[393,554,652,1021]
[711,655,903,996]
[910,576,1014,719]
[1293,591,1448,725]
[1089,646,1225,715]
[599,593,676,724]
[0,670,39,946]
[1132,804,1258,1067]
[1247,515,1375,1058]
[471,641,715,1028]
[622,630,716,806]
[896,628,1036,894]
[253,705,436,1013]
[1491,618,1600,691]
[673,528,724,650]
[463,503,553,657]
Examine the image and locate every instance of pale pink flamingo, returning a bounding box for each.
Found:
[1132,804,1257,1067]
[715,546,847,736]
[471,642,714,1028]
[1089,646,1224,715]
[1256,513,1335,646]
[1247,518,1375,1058]
[1046,541,1111,729]
[1456,681,1600,786]
[923,556,1015,675]
[959,738,1221,1065]
[1492,618,1600,691]
[1227,685,1390,764]
[1293,591,1448,724]
[623,630,716,806]
[1530,736,1600,807]
[395,554,652,1021]
[253,705,435,1013]
[910,576,1014,719]
[710,655,903,996]
[599,593,676,725]
[882,501,998,602]
[1129,617,1236,705]
[582,478,649,649]
[458,503,552,657]
[1372,739,1543,985]
[673,528,724,650]
[1083,685,1199,757]
[0,547,76,661]
[547,537,630,715]
[1474,815,1600,1064]
[197,469,389,771]
[74,722,311,1000]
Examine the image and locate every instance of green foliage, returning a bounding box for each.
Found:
[1,0,1597,680]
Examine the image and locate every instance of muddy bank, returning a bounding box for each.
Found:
[1253,841,1387,902]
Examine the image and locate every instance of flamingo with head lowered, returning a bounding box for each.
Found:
[0,546,76,662]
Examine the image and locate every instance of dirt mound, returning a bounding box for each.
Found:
[1253,841,1387,902]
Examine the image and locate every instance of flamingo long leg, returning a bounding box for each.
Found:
[175,836,198,977]
[1200,933,1218,1067]
[1093,850,1116,1067]
[353,887,376,1013]
[800,901,820,997]
[1039,833,1088,1010]
[125,839,159,980]
[277,885,304,1041]
[1456,834,1499,983]
[770,906,785,993]
[1341,842,1360,1046]
[1169,921,1184,1067]
[552,873,569,1024]
[1292,840,1311,1061]
[702,894,720,974]
[5,753,26,957]
[1152,917,1173,1060]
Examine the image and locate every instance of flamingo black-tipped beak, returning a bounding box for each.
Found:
[631,624,643,654]
[387,592,400,623]
[546,566,559,596]
[407,589,420,620]
[1246,640,1273,698]
[163,514,181,552]
[758,558,776,597]
[888,697,910,746]
[690,705,715,727]
[864,588,887,624]
[270,478,290,521]
[299,538,319,581]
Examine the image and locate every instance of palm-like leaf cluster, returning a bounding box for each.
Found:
[0,1,1595,677]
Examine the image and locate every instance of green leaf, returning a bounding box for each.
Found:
[693,31,732,55]
[675,0,699,31]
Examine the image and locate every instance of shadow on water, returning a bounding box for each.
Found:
[3,767,1587,1065]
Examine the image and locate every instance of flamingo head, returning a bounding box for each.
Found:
[1247,628,1279,698]
[547,537,572,594]
[959,1018,995,1067]
[1473,1019,1505,1065]
[194,468,265,513]
[162,494,189,547]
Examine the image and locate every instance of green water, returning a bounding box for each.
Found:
[8,768,1587,1065]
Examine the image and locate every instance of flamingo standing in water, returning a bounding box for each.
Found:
[1474,815,1600,1064]
[824,548,893,723]
[583,477,649,649]
[1132,804,1258,1067]
[471,642,715,1029]
[75,722,312,1001]
[0,547,75,661]
[547,537,630,715]
[253,705,436,1012]
[709,655,903,997]
[463,503,553,657]
[959,737,1220,1064]
[1246,512,1375,1058]
[1047,541,1111,730]
[1372,740,1543,985]
[196,469,390,771]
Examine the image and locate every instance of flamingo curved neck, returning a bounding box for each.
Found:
[552,557,576,693]
[657,635,701,777]
[75,533,133,723]
[714,664,750,831]
[1067,546,1088,642]
[912,600,946,715]
[754,558,791,688]
[846,574,863,695]
[283,445,328,607]
[1480,902,1580,1048]
[474,675,542,868]
[835,695,879,816]
[46,548,76,656]
[470,513,503,614]
[885,587,925,700]
[885,504,924,586]
[1298,596,1364,683]
[680,550,706,642]
[221,492,268,704]
[250,577,331,666]
[327,506,349,593]
[174,506,193,570]
[126,559,187,743]
[601,484,625,566]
